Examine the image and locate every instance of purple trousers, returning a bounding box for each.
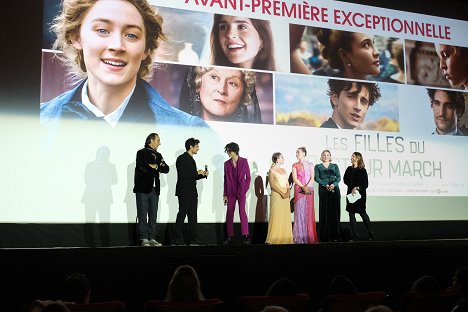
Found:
[226,196,249,236]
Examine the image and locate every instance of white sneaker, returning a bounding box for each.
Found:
[149,239,162,247]
[141,239,150,247]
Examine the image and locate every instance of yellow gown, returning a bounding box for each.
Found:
[265,170,294,244]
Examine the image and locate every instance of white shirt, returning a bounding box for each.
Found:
[81,80,135,128]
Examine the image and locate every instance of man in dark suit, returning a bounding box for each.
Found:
[174,138,208,245]
[133,133,169,246]
[321,79,381,129]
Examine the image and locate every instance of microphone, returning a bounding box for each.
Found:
[205,165,208,179]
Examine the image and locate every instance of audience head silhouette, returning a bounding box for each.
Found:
[411,275,441,293]
[328,274,357,295]
[364,305,393,312]
[166,265,204,302]
[63,273,91,304]
[41,301,70,312]
[265,278,298,296]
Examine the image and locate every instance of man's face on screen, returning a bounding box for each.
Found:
[72,0,148,92]
[432,90,457,134]
[331,84,370,129]
[198,68,244,121]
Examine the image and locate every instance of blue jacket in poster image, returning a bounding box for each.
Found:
[40,78,207,128]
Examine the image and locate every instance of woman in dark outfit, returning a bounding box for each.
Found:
[314,149,341,242]
[343,152,374,240]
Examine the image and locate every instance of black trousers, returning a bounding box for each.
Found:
[175,196,198,242]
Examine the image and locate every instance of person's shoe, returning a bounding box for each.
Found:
[141,239,150,247]
[242,235,251,244]
[149,239,162,247]
[223,237,233,245]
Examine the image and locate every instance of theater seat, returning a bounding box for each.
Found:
[322,291,389,312]
[399,290,458,312]
[144,299,223,312]
[67,301,126,312]
[237,293,311,312]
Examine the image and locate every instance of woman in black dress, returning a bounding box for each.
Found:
[343,152,374,240]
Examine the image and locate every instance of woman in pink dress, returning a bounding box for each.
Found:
[292,147,318,244]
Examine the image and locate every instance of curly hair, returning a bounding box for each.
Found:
[225,142,240,155]
[50,0,165,80]
[327,79,381,109]
[427,89,466,118]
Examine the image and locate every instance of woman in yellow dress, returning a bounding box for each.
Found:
[266,153,294,244]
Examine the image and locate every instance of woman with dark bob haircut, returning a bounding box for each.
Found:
[210,14,276,71]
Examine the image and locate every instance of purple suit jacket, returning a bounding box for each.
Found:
[224,156,251,198]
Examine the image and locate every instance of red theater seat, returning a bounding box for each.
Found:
[322,291,389,312]
[143,299,223,312]
[236,293,311,312]
[67,301,126,312]
[399,290,458,312]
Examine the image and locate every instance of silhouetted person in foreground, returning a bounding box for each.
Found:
[166,265,205,302]
[63,273,91,304]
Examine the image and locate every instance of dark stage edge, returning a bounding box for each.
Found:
[2,221,468,248]
[2,239,468,312]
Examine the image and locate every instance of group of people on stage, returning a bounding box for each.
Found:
[133,132,374,247]
[133,134,208,246]
[265,148,374,245]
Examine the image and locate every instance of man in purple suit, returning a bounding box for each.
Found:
[223,142,251,244]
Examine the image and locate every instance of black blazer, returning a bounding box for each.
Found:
[133,147,169,195]
[175,152,204,197]
[343,166,368,213]
[320,118,339,129]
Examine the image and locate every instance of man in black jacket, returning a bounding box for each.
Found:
[173,138,208,245]
[133,133,169,246]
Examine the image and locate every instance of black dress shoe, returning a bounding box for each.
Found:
[243,235,251,244]
[223,237,233,245]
